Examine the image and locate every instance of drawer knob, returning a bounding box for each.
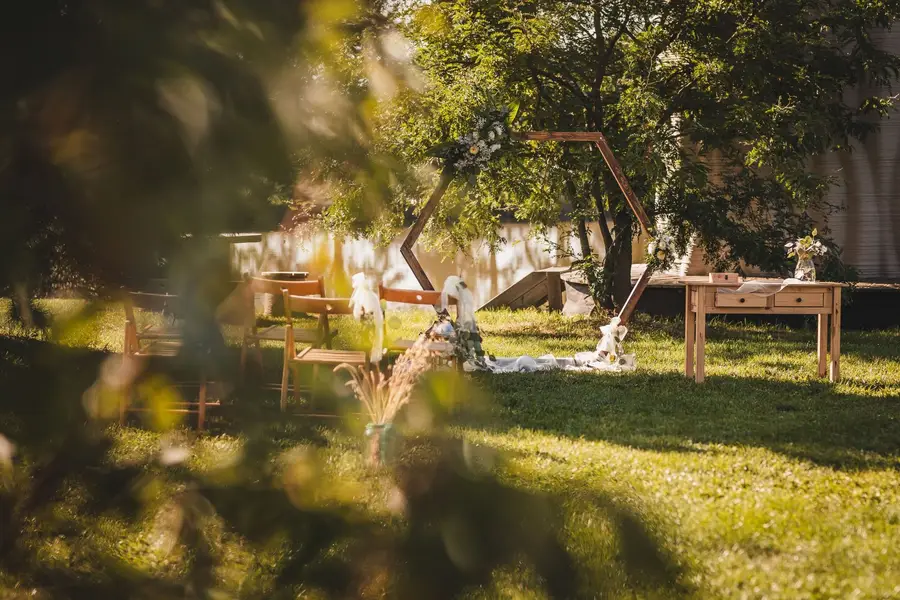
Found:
[796,297,803,303]
[739,297,746,303]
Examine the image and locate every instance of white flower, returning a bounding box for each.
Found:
[648,240,657,254]
[490,143,501,152]
[476,117,486,128]
[488,131,495,141]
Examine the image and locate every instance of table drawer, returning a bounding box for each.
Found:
[715,292,767,308]
[774,292,824,308]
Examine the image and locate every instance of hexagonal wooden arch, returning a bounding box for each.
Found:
[401,131,654,325]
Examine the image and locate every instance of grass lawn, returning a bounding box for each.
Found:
[2,300,900,598]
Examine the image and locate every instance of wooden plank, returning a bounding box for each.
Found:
[546,271,563,311]
[695,283,707,383]
[617,266,654,325]
[774,292,825,308]
[830,287,841,382]
[515,131,607,142]
[401,167,454,291]
[715,293,767,308]
[521,280,550,308]
[704,306,832,315]
[685,284,695,378]
[593,136,652,235]
[817,313,828,378]
[479,272,544,310]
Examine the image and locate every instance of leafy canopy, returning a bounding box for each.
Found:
[321,0,900,300]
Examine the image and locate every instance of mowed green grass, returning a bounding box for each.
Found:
[3,300,900,598]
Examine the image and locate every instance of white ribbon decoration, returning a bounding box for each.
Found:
[440,276,477,332]
[349,272,384,362]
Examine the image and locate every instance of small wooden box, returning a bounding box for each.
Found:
[709,273,740,284]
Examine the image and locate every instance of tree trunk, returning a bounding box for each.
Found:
[576,219,591,259]
[598,208,634,310]
[565,178,593,259]
[613,224,633,309]
[591,179,613,254]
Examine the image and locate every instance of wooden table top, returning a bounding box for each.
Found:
[678,277,847,288]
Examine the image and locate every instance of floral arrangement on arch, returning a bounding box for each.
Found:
[428,107,517,179]
[646,231,677,271]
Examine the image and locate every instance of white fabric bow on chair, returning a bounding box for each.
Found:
[441,276,477,332]
[349,273,384,362]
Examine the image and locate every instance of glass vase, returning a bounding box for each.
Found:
[794,257,816,282]
[364,423,395,468]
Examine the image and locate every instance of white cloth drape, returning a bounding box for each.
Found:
[440,276,477,332]
[349,273,383,362]
[717,278,815,296]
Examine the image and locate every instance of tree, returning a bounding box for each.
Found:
[0,0,414,300]
[334,0,900,307]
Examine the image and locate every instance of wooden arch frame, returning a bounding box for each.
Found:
[401,131,655,325]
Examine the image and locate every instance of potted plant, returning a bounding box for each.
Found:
[785,229,828,281]
[335,340,432,468]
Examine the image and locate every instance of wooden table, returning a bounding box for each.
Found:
[682,278,845,383]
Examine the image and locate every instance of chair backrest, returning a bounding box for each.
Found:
[250,276,325,297]
[124,292,181,323]
[283,295,353,316]
[378,284,457,307]
[283,293,354,349]
[123,292,183,354]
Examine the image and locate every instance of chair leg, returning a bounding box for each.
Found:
[120,354,135,426]
[239,339,248,380]
[254,341,264,372]
[311,364,320,411]
[119,385,129,426]
[292,363,303,408]
[197,372,207,431]
[281,361,290,412]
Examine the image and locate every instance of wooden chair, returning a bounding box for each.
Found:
[378,284,457,352]
[282,293,368,412]
[239,277,327,386]
[122,292,218,430]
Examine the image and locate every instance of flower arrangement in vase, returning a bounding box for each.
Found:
[335,339,433,468]
[785,229,827,281]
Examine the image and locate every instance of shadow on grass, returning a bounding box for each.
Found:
[476,369,900,471]
[0,336,346,445]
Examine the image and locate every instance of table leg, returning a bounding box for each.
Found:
[197,371,207,432]
[817,314,828,378]
[830,287,841,382]
[695,287,707,383]
[685,285,695,378]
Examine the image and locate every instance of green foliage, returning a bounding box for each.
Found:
[0,303,687,599]
[5,303,900,598]
[323,0,900,304]
[0,0,414,294]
